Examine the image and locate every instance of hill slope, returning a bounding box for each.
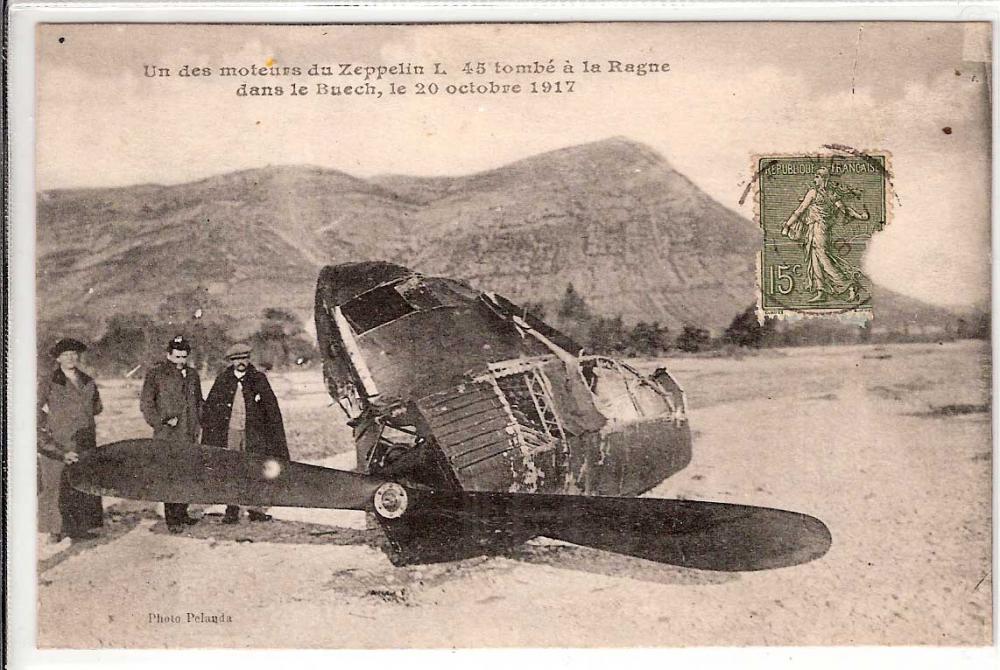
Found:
[36,137,961,337]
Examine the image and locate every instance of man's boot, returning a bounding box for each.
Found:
[222,506,240,524]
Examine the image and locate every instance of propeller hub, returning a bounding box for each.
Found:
[373,482,408,519]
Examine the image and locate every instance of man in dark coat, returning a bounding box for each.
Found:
[140,335,203,532]
[202,342,289,523]
[37,338,104,541]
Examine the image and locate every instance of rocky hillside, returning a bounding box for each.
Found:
[36,137,960,338]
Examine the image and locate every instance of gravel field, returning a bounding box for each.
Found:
[37,340,992,647]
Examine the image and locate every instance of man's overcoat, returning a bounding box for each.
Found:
[201,365,289,460]
[140,361,202,443]
[37,367,104,535]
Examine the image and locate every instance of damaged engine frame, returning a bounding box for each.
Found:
[315,262,693,498]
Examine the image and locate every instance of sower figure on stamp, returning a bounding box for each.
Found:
[140,335,203,532]
[201,342,289,524]
[781,167,871,303]
[37,338,105,542]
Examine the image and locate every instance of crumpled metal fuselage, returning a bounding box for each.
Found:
[315,262,692,498]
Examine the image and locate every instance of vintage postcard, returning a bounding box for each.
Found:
[8,18,993,654]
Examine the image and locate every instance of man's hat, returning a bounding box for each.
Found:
[167,335,191,352]
[225,342,252,360]
[50,338,87,357]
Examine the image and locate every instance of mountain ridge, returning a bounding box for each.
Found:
[36,137,966,339]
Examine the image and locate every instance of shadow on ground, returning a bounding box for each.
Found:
[145,515,745,590]
[38,509,152,575]
[148,511,374,547]
[509,542,739,586]
[907,403,990,418]
[41,506,829,594]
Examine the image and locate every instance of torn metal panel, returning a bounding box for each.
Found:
[539,359,607,435]
[559,417,692,497]
[356,307,548,401]
[317,261,413,306]
[314,261,694,502]
[333,306,379,400]
[316,266,570,406]
[480,292,582,355]
[652,366,689,419]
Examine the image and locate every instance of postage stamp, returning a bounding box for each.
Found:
[756,153,890,321]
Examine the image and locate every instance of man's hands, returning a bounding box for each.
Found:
[165,416,179,427]
[63,451,79,464]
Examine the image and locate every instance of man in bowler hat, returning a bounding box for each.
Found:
[37,338,105,541]
[202,342,289,523]
[140,335,203,532]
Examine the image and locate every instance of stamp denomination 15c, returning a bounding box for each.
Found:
[755,153,889,322]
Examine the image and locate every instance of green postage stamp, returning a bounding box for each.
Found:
[756,153,890,321]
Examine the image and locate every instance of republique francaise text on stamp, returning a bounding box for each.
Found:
[755,153,889,322]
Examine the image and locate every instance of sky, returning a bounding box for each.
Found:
[35,22,993,308]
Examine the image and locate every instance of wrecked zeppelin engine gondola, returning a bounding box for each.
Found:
[314,262,692,498]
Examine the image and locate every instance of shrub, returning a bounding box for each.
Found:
[675,325,711,353]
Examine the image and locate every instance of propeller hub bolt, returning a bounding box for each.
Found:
[373,482,408,519]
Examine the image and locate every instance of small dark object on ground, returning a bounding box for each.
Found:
[367,587,409,604]
[931,404,989,416]
[909,403,990,419]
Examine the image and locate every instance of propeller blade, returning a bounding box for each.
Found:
[532,495,833,571]
[68,439,386,510]
[378,490,832,571]
[72,441,832,571]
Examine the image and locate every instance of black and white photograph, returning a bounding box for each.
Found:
[7,14,994,655]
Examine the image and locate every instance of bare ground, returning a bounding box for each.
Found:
[37,341,992,647]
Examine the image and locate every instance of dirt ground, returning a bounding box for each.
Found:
[36,340,992,648]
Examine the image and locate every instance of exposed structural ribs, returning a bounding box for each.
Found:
[414,357,571,493]
[486,358,568,454]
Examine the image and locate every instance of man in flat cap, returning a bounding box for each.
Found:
[202,342,289,523]
[37,338,105,541]
[140,335,203,532]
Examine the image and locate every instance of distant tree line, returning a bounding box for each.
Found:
[39,283,989,375]
[540,283,990,356]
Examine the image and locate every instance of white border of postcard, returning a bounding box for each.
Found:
[6,2,999,670]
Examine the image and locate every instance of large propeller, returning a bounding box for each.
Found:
[70,439,832,571]
[69,439,385,510]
